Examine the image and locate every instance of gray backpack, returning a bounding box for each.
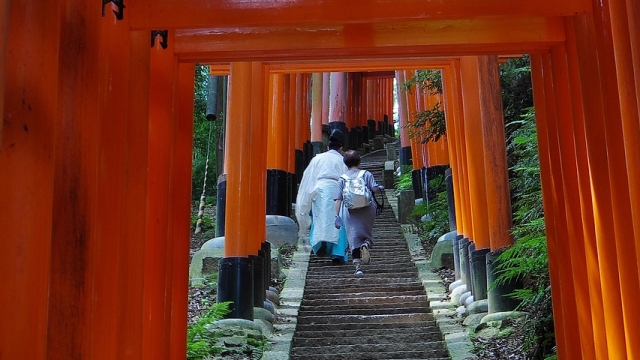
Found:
[341,170,372,209]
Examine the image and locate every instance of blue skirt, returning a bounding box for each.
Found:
[310,221,349,262]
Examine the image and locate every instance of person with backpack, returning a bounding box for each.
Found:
[296,129,349,262]
[334,150,384,275]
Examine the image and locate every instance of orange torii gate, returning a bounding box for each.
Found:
[2,1,640,359]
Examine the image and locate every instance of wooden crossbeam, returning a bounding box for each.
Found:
[174,17,565,62]
[129,0,590,30]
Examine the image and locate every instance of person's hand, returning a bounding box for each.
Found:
[334,215,343,229]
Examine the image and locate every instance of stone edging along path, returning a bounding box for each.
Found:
[261,189,475,360]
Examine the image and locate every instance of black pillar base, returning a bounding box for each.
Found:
[467,242,476,294]
[266,169,289,216]
[471,248,491,300]
[399,146,412,167]
[445,168,457,232]
[216,174,227,237]
[295,149,304,184]
[383,114,389,136]
[311,141,326,156]
[453,235,463,280]
[288,172,295,216]
[487,250,522,313]
[218,257,254,320]
[362,126,370,144]
[354,126,363,149]
[411,169,423,200]
[262,242,271,292]
[249,255,265,308]
[367,119,376,138]
[459,238,470,286]
[303,141,313,167]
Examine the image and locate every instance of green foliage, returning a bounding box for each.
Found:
[494,98,553,358]
[394,165,414,192]
[186,302,232,360]
[192,65,226,201]
[403,69,443,94]
[402,70,446,144]
[191,212,216,238]
[419,176,450,244]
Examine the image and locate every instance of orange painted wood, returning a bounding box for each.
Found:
[345,72,354,129]
[0,0,59,357]
[169,62,195,359]
[130,0,590,29]
[563,18,609,359]
[89,9,133,359]
[208,63,230,75]
[405,71,421,171]
[376,77,382,122]
[267,74,289,170]
[269,58,453,74]
[450,60,473,241]
[225,62,256,257]
[459,56,490,249]
[0,0,8,146]
[366,78,375,121]
[250,62,268,254]
[590,0,640,354]
[534,52,586,360]
[143,30,177,360]
[311,73,324,142]
[396,71,411,149]
[116,30,152,360]
[329,72,346,122]
[288,74,296,172]
[476,56,512,250]
[568,16,629,359]
[549,43,599,360]
[441,65,465,236]
[173,17,565,62]
[414,84,426,166]
[609,0,640,294]
[530,54,570,360]
[47,0,104,357]
[322,72,330,125]
[300,73,312,145]
[294,73,305,149]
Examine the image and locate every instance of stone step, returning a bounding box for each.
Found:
[303,289,427,300]
[301,294,428,306]
[292,334,446,348]
[292,327,442,341]
[295,312,435,325]
[298,306,433,317]
[289,155,450,360]
[294,320,439,332]
[290,346,450,359]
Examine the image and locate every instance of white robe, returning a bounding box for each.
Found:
[295,149,348,243]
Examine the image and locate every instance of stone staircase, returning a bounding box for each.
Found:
[288,150,451,360]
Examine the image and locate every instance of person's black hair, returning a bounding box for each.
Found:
[343,150,361,168]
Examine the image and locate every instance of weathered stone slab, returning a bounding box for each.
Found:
[266,215,298,247]
[431,231,456,269]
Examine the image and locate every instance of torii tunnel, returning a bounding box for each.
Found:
[1,1,639,359]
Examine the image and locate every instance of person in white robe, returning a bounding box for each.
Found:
[295,129,349,262]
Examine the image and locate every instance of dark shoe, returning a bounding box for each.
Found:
[360,243,370,265]
[331,258,344,265]
[316,242,327,257]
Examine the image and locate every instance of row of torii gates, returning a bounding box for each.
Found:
[1,1,639,359]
